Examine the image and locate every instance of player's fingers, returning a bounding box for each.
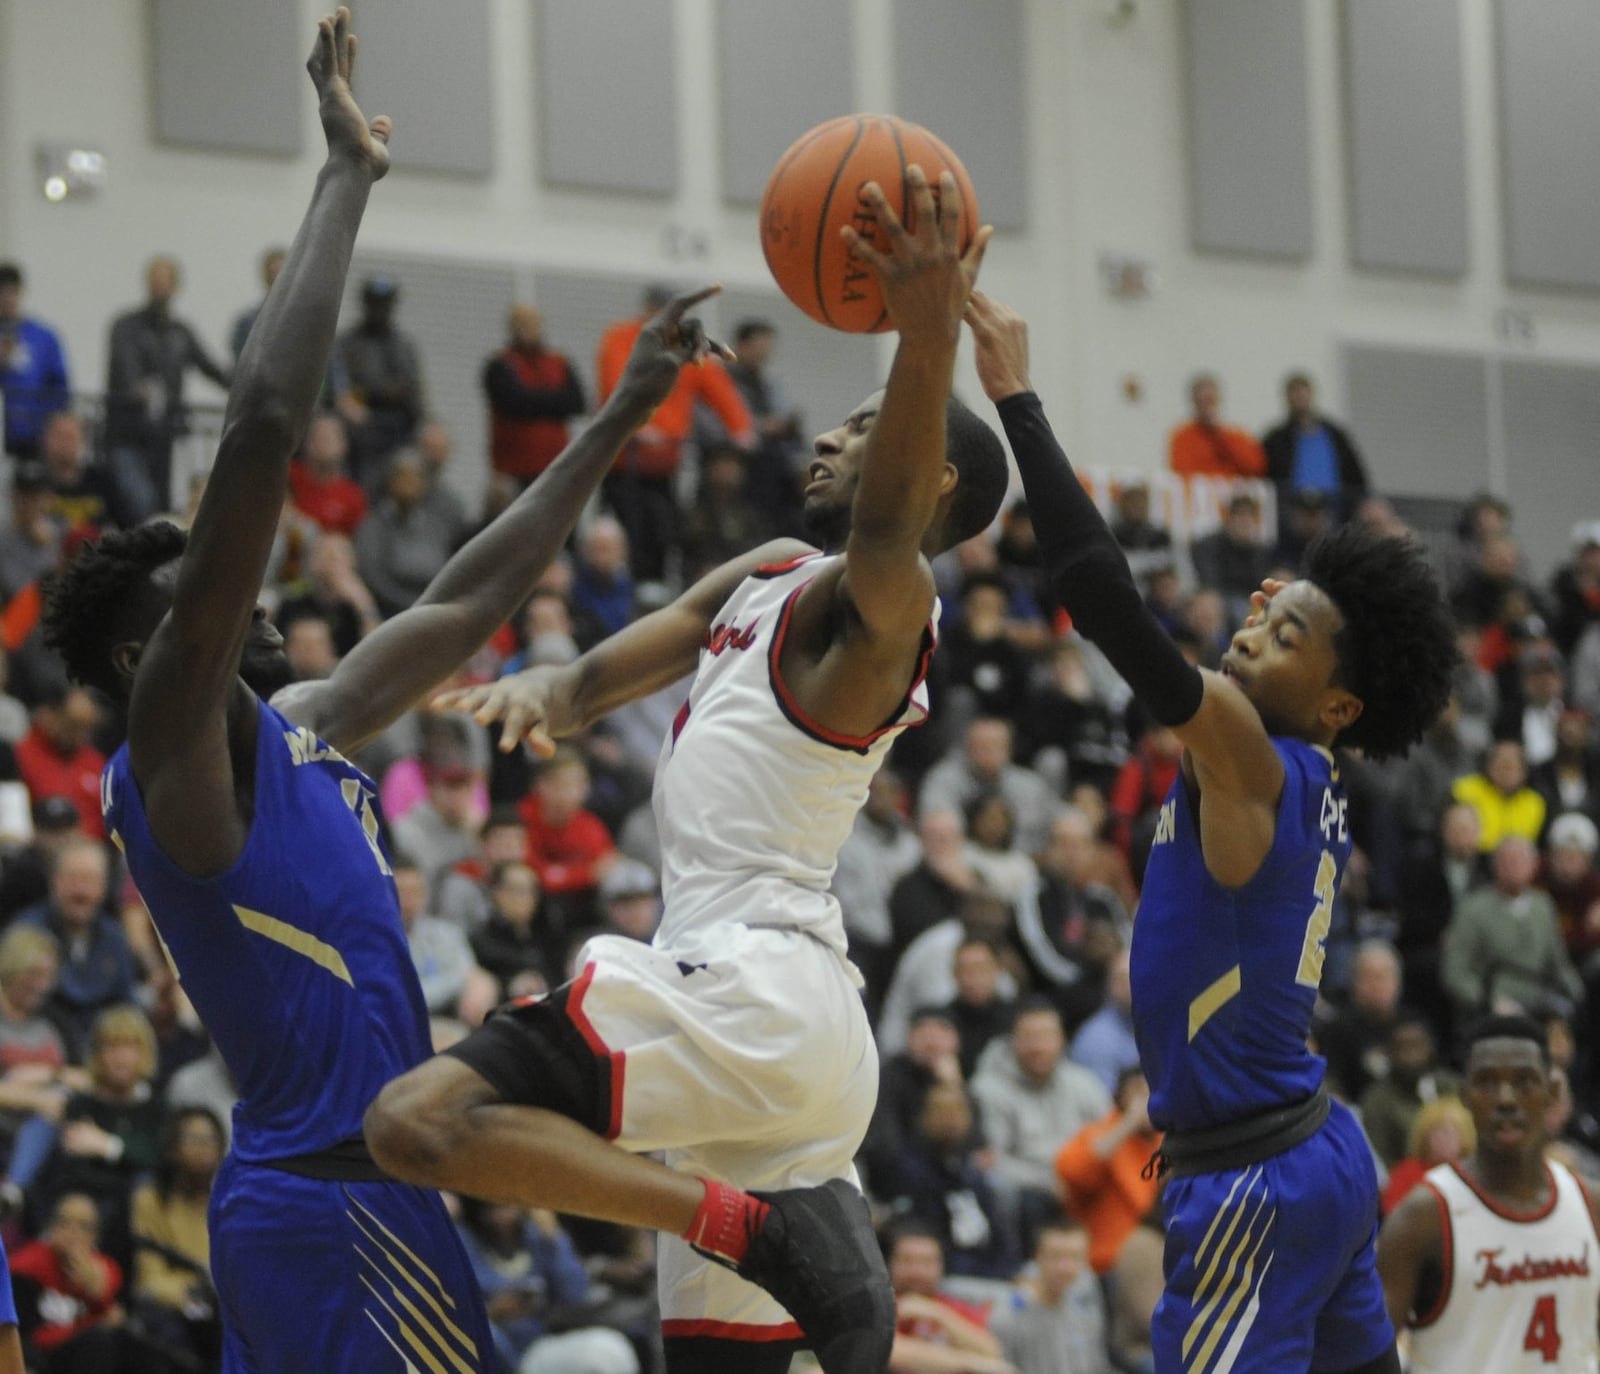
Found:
[963,224,995,279]
[840,224,891,276]
[935,170,963,247]
[858,181,909,248]
[370,115,392,145]
[334,8,352,80]
[498,701,534,752]
[526,726,557,759]
[310,17,335,78]
[664,284,721,321]
[429,684,484,713]
[678,316,709,362]
[705,335,736,363]
[903,166,938,244]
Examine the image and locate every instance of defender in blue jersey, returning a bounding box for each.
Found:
[964,293,1456,1374]
[38,13,765,1371]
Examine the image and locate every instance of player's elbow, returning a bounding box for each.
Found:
[365,1074,466,1187]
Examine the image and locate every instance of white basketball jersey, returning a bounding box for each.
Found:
[1408,1160,1600,1374]
[652,551,937,960]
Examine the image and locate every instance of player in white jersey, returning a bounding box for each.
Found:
[365,170,1009,1374]
[1378,1015,1600,1373]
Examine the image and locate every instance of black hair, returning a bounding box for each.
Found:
[960,570,1011,601]
[0,263,20,288]
[883,1216,944,1256]
[1299,523,1457,761]
[939,395,1009,550]
[41,522,189,702]
[1464,1013,1549,1068]
[1033,1209,1084,1241]
[1114,1064,1146,1100]
[484,805,525,833]
[155,1106,225,1202]
[1013,994,1062,1023]
[734,318,774,343]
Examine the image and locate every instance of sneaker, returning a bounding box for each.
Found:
[733,1178,896,1374]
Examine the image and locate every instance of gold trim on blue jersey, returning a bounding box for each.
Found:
[1185,1166,1277,1372]
[1188,964,1242,1041]
[232,904,354,986]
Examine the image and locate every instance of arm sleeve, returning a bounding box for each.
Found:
[997,392,1203,728]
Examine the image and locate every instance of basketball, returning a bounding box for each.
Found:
[759,114,980,334]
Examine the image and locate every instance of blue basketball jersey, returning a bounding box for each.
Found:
[102,697,433,1163]
[1131,737,1351,1134]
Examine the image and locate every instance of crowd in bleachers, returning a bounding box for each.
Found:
[3,253,1600,1373]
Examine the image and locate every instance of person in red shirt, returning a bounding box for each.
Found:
[15,684,105,840]
[287,412,367,536]
[1108,723,1182,867]
[1054,1067,1163,1276]
[517,748,616,910]
[595,285,756,582]
[483,305,586,487]
[1168,373,1266,479]
[886,1221,1010,1374]
[9,1191,121,1360]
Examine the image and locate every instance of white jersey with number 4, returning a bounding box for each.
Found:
[652,551,937,961]
[1408,1159,1600,1374]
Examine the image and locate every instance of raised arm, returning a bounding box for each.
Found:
[433,538,810,755]
[279,288,735,755]
[127,9,389,870]
[966,293,1283,886]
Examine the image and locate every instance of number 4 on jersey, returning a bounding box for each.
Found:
[1523,1293,1561,1363]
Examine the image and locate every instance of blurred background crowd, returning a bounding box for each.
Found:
[1,253,1599,1373]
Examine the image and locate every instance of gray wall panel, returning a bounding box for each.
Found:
[1341,345,1490,500]
[1500,360,1600,580]
[1342,0,1468,276]
[1185,0,1313,259]
[1497,0,1600,290]
[891,0,1028,231]
[151,0,302,155]
[536,0,677,194]
[349,0,494,177]
[718,0,855,205]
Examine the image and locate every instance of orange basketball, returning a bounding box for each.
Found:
[760,114,980,334]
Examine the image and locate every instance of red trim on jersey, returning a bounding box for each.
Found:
[671,699,691,745]
[1411,1179,1454,1330]
[566,963,626,1141]
[751,551,822,579]
[766,582,936,754]
[660,1318,805,1343]
[1569,1166,1600,1248]
[1449,1161,1559,1223]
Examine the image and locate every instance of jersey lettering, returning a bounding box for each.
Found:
[340,778,392,876]
[1294,849,1337,989]
[1151,799,1177,848]
[284,726,350,768]
[704,619,760,657]
[1318,787,1349,843]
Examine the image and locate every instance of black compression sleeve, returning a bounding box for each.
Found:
[997,391,1204,728]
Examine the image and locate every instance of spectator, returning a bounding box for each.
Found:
[394,860,482,1016]
[33,1005,167,1271]
[880,890,1018,1058]
[1378,1094,1474,1216]
[677,444,771,583]
[1501,640,1568,769]
[1188,492,1276,621]
[724,318,805,536]
[864,1007,971,1197]
[945,937,1016,1078]
[1069,948,1138,1094]
[483,303,586,488]
[990,1218,1109,1374]
[944,572,1034,729]
[0,796,86,924]
[518,749,616,925]
[1108,725,1183,872]
[1543,813,1600,968]
[276,531,378,657]
[1550,522,1600,660]
[888,810,977,958]
[1053,1068,1161,1277]
[1020,637,1127,800]
[962,794,1036,907]
[390,760,486,893]
[229,245,286,360]
[415,421,471,547]
[18,840,135,1056]
[1260,372,1368,518]
[1317,938,1405,1102]
[0,262,70,461]
[1532,709,1600,835]
[1395,697,1474,843]
[594,284,755,583]
[355,450,457,617]
[39,413,128,534]
[104,255,231,522]
[0,466,61,610]
[470,860,550,991]
[1107,1202,1164,1374]
[1356,1014,1459,1169]
[16,684,104,840]
[334,274,427,486]
[971,999,1111,1246]
[0,926,74,1204]
[921,718,1062,858]
[283,613,340,682]
[1442,835,1584,1021]
[1167,373,1265,478]
[1109,480,1177,595]
[8,1192,121,1367]
[1451,737,1546,853]
[1396,801,1487,1038]
[1272,486,1336,569]
[571,516,635,641]
[0,650,25,746]
[128,1106,224,1371]
[288,412,367,536]
[885,1221,1010,1374]
[833,765,921,1013]
[164,1044,238,1153]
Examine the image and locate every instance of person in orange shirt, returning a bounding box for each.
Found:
[1054,1066,1162,1275]
[595,285,756,582]
[1168,373,1266,479]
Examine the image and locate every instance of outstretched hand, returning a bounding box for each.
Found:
[842,166,992,343]
[432,669,565,756]
[1243,577,1291,628]
[964,291,1032,402]
[615,284,733,413]
[307,7,391,180]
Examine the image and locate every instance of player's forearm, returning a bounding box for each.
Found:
[852,341,956,549]
[566,599,705,730]
[997,392,1202,728]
